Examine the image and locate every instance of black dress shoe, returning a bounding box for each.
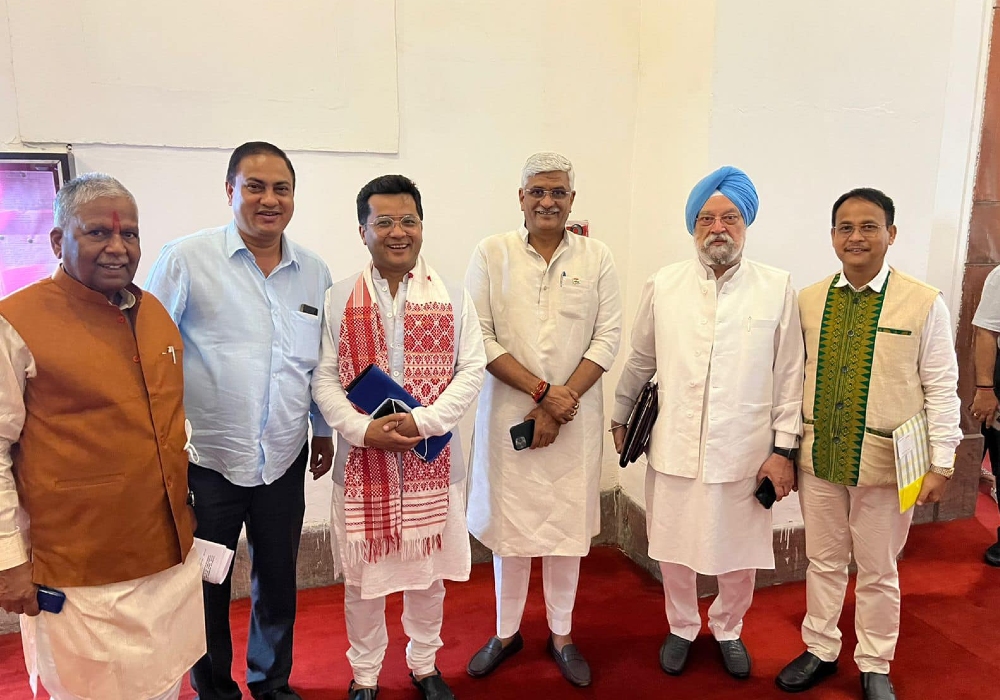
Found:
[861,672,897,700]
[348,680,379,700]
[254,685,303,700]
[411,670,455,700]
[467,631,524,677]
[659,634,693,676]
[547,636,592,687]
[775,651,838,692]
[985,527,1000,567]
[718,639,752,679]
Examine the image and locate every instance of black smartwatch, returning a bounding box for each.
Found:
[772,446,797,460]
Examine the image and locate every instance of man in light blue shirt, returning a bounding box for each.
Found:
[145,142,333,700]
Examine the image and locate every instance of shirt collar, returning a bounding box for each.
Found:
[697,258,742,284]
[520,224,572,254]
[834,262,890,293]
[114,287,137,310]
[224,220,299,269]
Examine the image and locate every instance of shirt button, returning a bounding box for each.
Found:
[166,476,173,487]
[686,410,694,417]
[833,436,841,444]
[836,401,844,410]
[272,373,278,379]
[689,381,697,387]
[847,330,855,337]
[841,366,848,374]
[695,350,701,357]
[132,355,140,363]
[700,319,707,325]
[393,371,400,377]
[701,288,707,295]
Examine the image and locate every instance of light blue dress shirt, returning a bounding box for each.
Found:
[145,222,333,486]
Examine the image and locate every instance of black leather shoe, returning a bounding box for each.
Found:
[547,636,592,687]
[718,639,752,679]
[775,651,838,692]
[410,670,455,700]
[347,680,379,700]
[985,527,1000,567]
[467,632,524,677]
[659,634,692,676]
[861,672,897,700]
[254,685,303,700]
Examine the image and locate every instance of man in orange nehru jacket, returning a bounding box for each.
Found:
[0,173,204,700]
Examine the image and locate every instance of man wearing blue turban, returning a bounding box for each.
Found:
[612,166,804,681]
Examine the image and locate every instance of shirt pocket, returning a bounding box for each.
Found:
[289,310,322,364]
[558,278,596,321]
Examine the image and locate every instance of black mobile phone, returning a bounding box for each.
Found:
[372,398,409,420]
[754,477,777,509]
[37,585,66,614]
[509,419,535,451]
[299,303,319,316]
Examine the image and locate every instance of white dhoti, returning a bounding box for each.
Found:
[330,480,470,684]
[494,554,581,638]
[798,470,913,674]
[20,547,205,700]
[645,465,771,641]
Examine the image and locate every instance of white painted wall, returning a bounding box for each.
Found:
[0,0,989,523]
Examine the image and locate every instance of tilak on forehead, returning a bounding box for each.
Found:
[684,166,759,234]
[112,211,120,230]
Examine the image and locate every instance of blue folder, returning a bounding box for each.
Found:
[345,364,452,462]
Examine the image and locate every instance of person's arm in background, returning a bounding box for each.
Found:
[0,318,38,616]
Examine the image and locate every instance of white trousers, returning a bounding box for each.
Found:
[659,562,756,642]
[344,579,446,687]
[798,470,914,674]
[494,554,580,638]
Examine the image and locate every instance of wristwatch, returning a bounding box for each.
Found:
[929,465,955,480]
[186,490,196,507]
[772,446,797,460]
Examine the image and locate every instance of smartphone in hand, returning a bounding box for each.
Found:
[754,477,777,509]
[509,419,535,451]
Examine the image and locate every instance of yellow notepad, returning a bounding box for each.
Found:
[893,411,930,513]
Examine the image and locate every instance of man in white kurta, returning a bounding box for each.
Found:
[465,153,622,688]
[613,166,803,680]
[312,175,485,700]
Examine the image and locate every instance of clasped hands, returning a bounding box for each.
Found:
[525,384,580,450]
[364,412,423,452]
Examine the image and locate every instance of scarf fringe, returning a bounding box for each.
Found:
[345,533,443,566]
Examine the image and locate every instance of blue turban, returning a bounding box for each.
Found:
[684,166,759,234]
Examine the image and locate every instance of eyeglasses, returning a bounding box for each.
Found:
[524,187,572,200]
[695,213,741,228]
[367,215,422,233]
[834,223,885,237]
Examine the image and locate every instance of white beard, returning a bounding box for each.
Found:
[697,233,743,267]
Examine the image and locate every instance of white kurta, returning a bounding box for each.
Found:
[614,258,803,574]
[465,228,622,557]
[312,261,486,599]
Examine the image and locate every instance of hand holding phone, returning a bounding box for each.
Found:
[754,477,777,509]
[510,419,535,451]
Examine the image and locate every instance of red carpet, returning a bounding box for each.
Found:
[2,496,999,699]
